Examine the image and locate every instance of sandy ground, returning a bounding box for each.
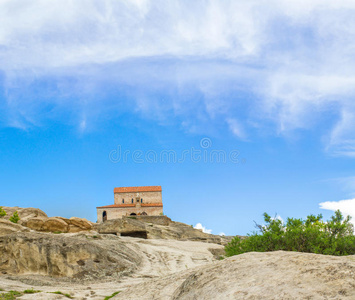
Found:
[0,237,223,299]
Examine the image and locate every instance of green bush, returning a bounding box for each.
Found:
[225,210,355,257]
[0,207,6,217]
[23,288,41,294]
[9,211,20,224]
[51,291,73,299]
[0,290,21,300]
[104,291,120,300]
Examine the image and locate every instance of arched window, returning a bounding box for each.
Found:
[122,199,124,204]
[131,198,133,204]
[141,198,143,203]
[103,211,107,222]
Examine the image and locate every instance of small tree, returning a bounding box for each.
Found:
[9,211,20,223]
[0,207,6,217]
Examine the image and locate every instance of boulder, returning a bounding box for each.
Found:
[53,217,71,225]
[19,214,93,233]
[1,206,47,222]
[25,216,48,231]
[96,218,147,235]
[42,217,69,233]
[69,217,93,230]
[0,232,140,279]
[130,215,172,226]
[0,219,29,236]
[68,225,85,233]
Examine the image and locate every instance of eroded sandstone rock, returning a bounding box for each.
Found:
[25,216,47,231]
[1,206,47,222]
[69,217,92,230]
[116,251,355,300]
[0,219,29,237]
[42,218,69,233]
[0,232,140,279]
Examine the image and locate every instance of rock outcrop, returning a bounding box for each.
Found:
[0,219,29,237]
[1,207,229,242]
[95,216,233,244]
[1,206,47,223]
[95,217,148,238]
[115,251,355,300]
[0,232,139,279]
[1,207,93,233]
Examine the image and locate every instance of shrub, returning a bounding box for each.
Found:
[0,290,22,300]
[104,291,120,300]
[9,211,20,224]
[23,288,41,294]
[225,210,355,257]
[0,207,6,217]
[51,291,73,299]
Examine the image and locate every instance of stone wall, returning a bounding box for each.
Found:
[114,191,162,205]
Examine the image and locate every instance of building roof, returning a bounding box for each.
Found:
[97,203,163,209]
[114,186,162,193]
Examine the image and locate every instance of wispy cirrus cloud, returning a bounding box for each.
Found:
[1,1,355,154]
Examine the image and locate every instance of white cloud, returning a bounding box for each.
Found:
[194,223,212,234]
[219,232,225,236]
[1,1,355,152]
[319,199,355,225]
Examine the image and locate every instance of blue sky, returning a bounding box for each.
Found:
[1,0,355,235]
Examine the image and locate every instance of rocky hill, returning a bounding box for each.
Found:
[0,206,354,299]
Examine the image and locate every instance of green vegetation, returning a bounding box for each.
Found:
[225,210,355,257]
[51,291,73,299]
[9,211,20,224]
[23,288,41,294]
[104,291,121,300]
[53,231,62,234]
[0,207,6,217]
[0,291,21,300]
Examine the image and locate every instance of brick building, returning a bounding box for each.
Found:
[96,186,163,222]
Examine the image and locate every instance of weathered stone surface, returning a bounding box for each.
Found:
[96,217,147,235]
[0,232,140,279]
[0,219,29,236]
[42,218,69,233]
[2,208,94,233]
[68,225,84,233]
[69,217,92,230]
[126,215,172,226]
[1,206,47,222]
[145,221,233,245]
[116,251,355,300]
[53,217,71,225]
[25,217,47,231]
